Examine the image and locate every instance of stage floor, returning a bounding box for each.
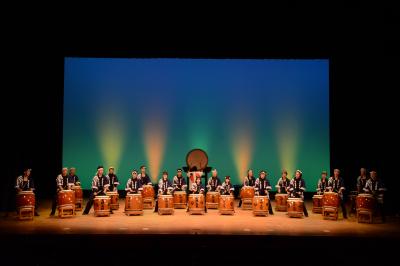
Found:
[1,199,399,237]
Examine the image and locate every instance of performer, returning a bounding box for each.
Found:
[327,169,347,219]
[275,170,290,194]
[207,169,222,192]
[138,165,152,185]
[316,170,329,194]
[220,176,235,196]
[255,170,274,215]
[82,166,111,215]
[288,170,308,217]
[125,170,143,194]
[364,170,386,222]
[238,169,256,207]
[50,167,70,216]
[190,176,205,194]
[107,166,119,192]
[155,171,173,212]
[68,167,81,187]
[357,168,369,193]
[15,168,39,216]
[173,168,187,192]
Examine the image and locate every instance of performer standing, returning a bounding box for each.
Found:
[275,170,290,194]
[107,166,119,192]
[82,166,111,215]
[255,170,274,215]
[125,170,143,194]
[68,167,80,187]
[173,168,187,192]
[15,168,39,216]
[357,168,369,193]
[154,171,173,212]
[364,170,386,222]
[327,169,347,219]
[288,170,308,217]
[220,176,235,196]
[239,169,256,207]
[50,167,70,216]
[138,165,152,185]
[317,171,329,194]
[207,169,222,192]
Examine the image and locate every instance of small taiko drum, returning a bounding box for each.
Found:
[275,193,288,211]
[287,197,304,218]
[94,196,111,216]
[106,191,119,210]
[158,194,174,215]
[17,191,35,209]
[356,193,375,212]
[240,186,255,199]
[312,194,323,213]
[253,195,269,216]
[125,193,143,215]
[73,186,83,210]
[322,192,339,208]
[142,185,155,198]
[219,195,234,215]
[188,194,205,214]
[58,190,75,207]
[173,191,187,209]
[206,191,220,209]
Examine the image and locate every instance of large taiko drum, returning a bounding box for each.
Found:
[356,193,375,212]
[58,190,75,207]
[17,191,35,209]
[173,191,187,209]
[287,197,304,218]
[106,191,119,210]
[158,194,174,215]
[253,195,269,216]
[275,193,288,211]
[188,193,205,214]
[219,195,234,215]
[312,194,323,213]
[206,191,220,209]
[125,193,143,215]
[142,185,155,198]
[94,196,111,216]
[322,192,339,208]
[240,186,255,199]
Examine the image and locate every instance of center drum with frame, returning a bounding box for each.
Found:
[188,194,205,215]
[173,190,187,209]
[287,197,304,218]
[158,194,174,215]
[312,194,323,213]
[219,195,234,215]
[252,195,269,216]
[106,191,119,210]
[141,185,155,209]
[240,186,255,210]
[275,193,288,211]
[125,193,143,215]
[94,196,111,217]
[57,190,75,218]
[206,191,220,209]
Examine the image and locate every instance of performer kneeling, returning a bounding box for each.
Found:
[15,168,39,216]
[239,169,256,207]
[221,176,234,196]
[288,170,308,217]
[82,166,111,215]
[364,170,386,222]
[255,170,274,215]
[125,170,143,194]
[154,171,173,212]
[327,169,347,219]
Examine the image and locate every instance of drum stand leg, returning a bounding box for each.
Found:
[18,207,34,220]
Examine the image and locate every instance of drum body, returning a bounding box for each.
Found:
[219,195,234,215]
[287,197,304,218]
[206,191,220,209]
[188,194,205,214]
[173,191,187,209]
[94,196,111,216]
[158,195,174,215]
[253,196,269,216]
[356,193,375,211]
[141,185,155,209]
[275,193,288,211]
[312,194,323,213]
[106,191,119,210]
[125,193,143,215]
[240,186,255,199]
[57,190,75,218]
[322,192,339,208]
[16,191,35,220]
[73,186,83,210]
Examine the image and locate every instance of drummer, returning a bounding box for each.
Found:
[207,168,222,192]
[125,170,143,194]
[173,168,187,192]
[363,170,386,222]
[107,166,120,192]
[357,168,369,193]
[220,176,235,196]
[255,170,274,215]
[50,167,70,216]
[138,165,152,185]
[316,170,329,195]
[68,167,80,187]
[15,168,39,216]
[327,169,347,219]
[239,169,256,207]
[82,166,111,215]
[288,170,308,217]
[275,170,290,194]
[155,171,173,212]
[190,176,205,194]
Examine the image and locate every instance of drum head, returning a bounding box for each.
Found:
[186,149,208,171]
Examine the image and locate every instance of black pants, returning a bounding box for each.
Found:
[50,194,58,215]
[340,201,347,218]
[376,202,386,222]
[303,202,308,216]
[83,192,109,214]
